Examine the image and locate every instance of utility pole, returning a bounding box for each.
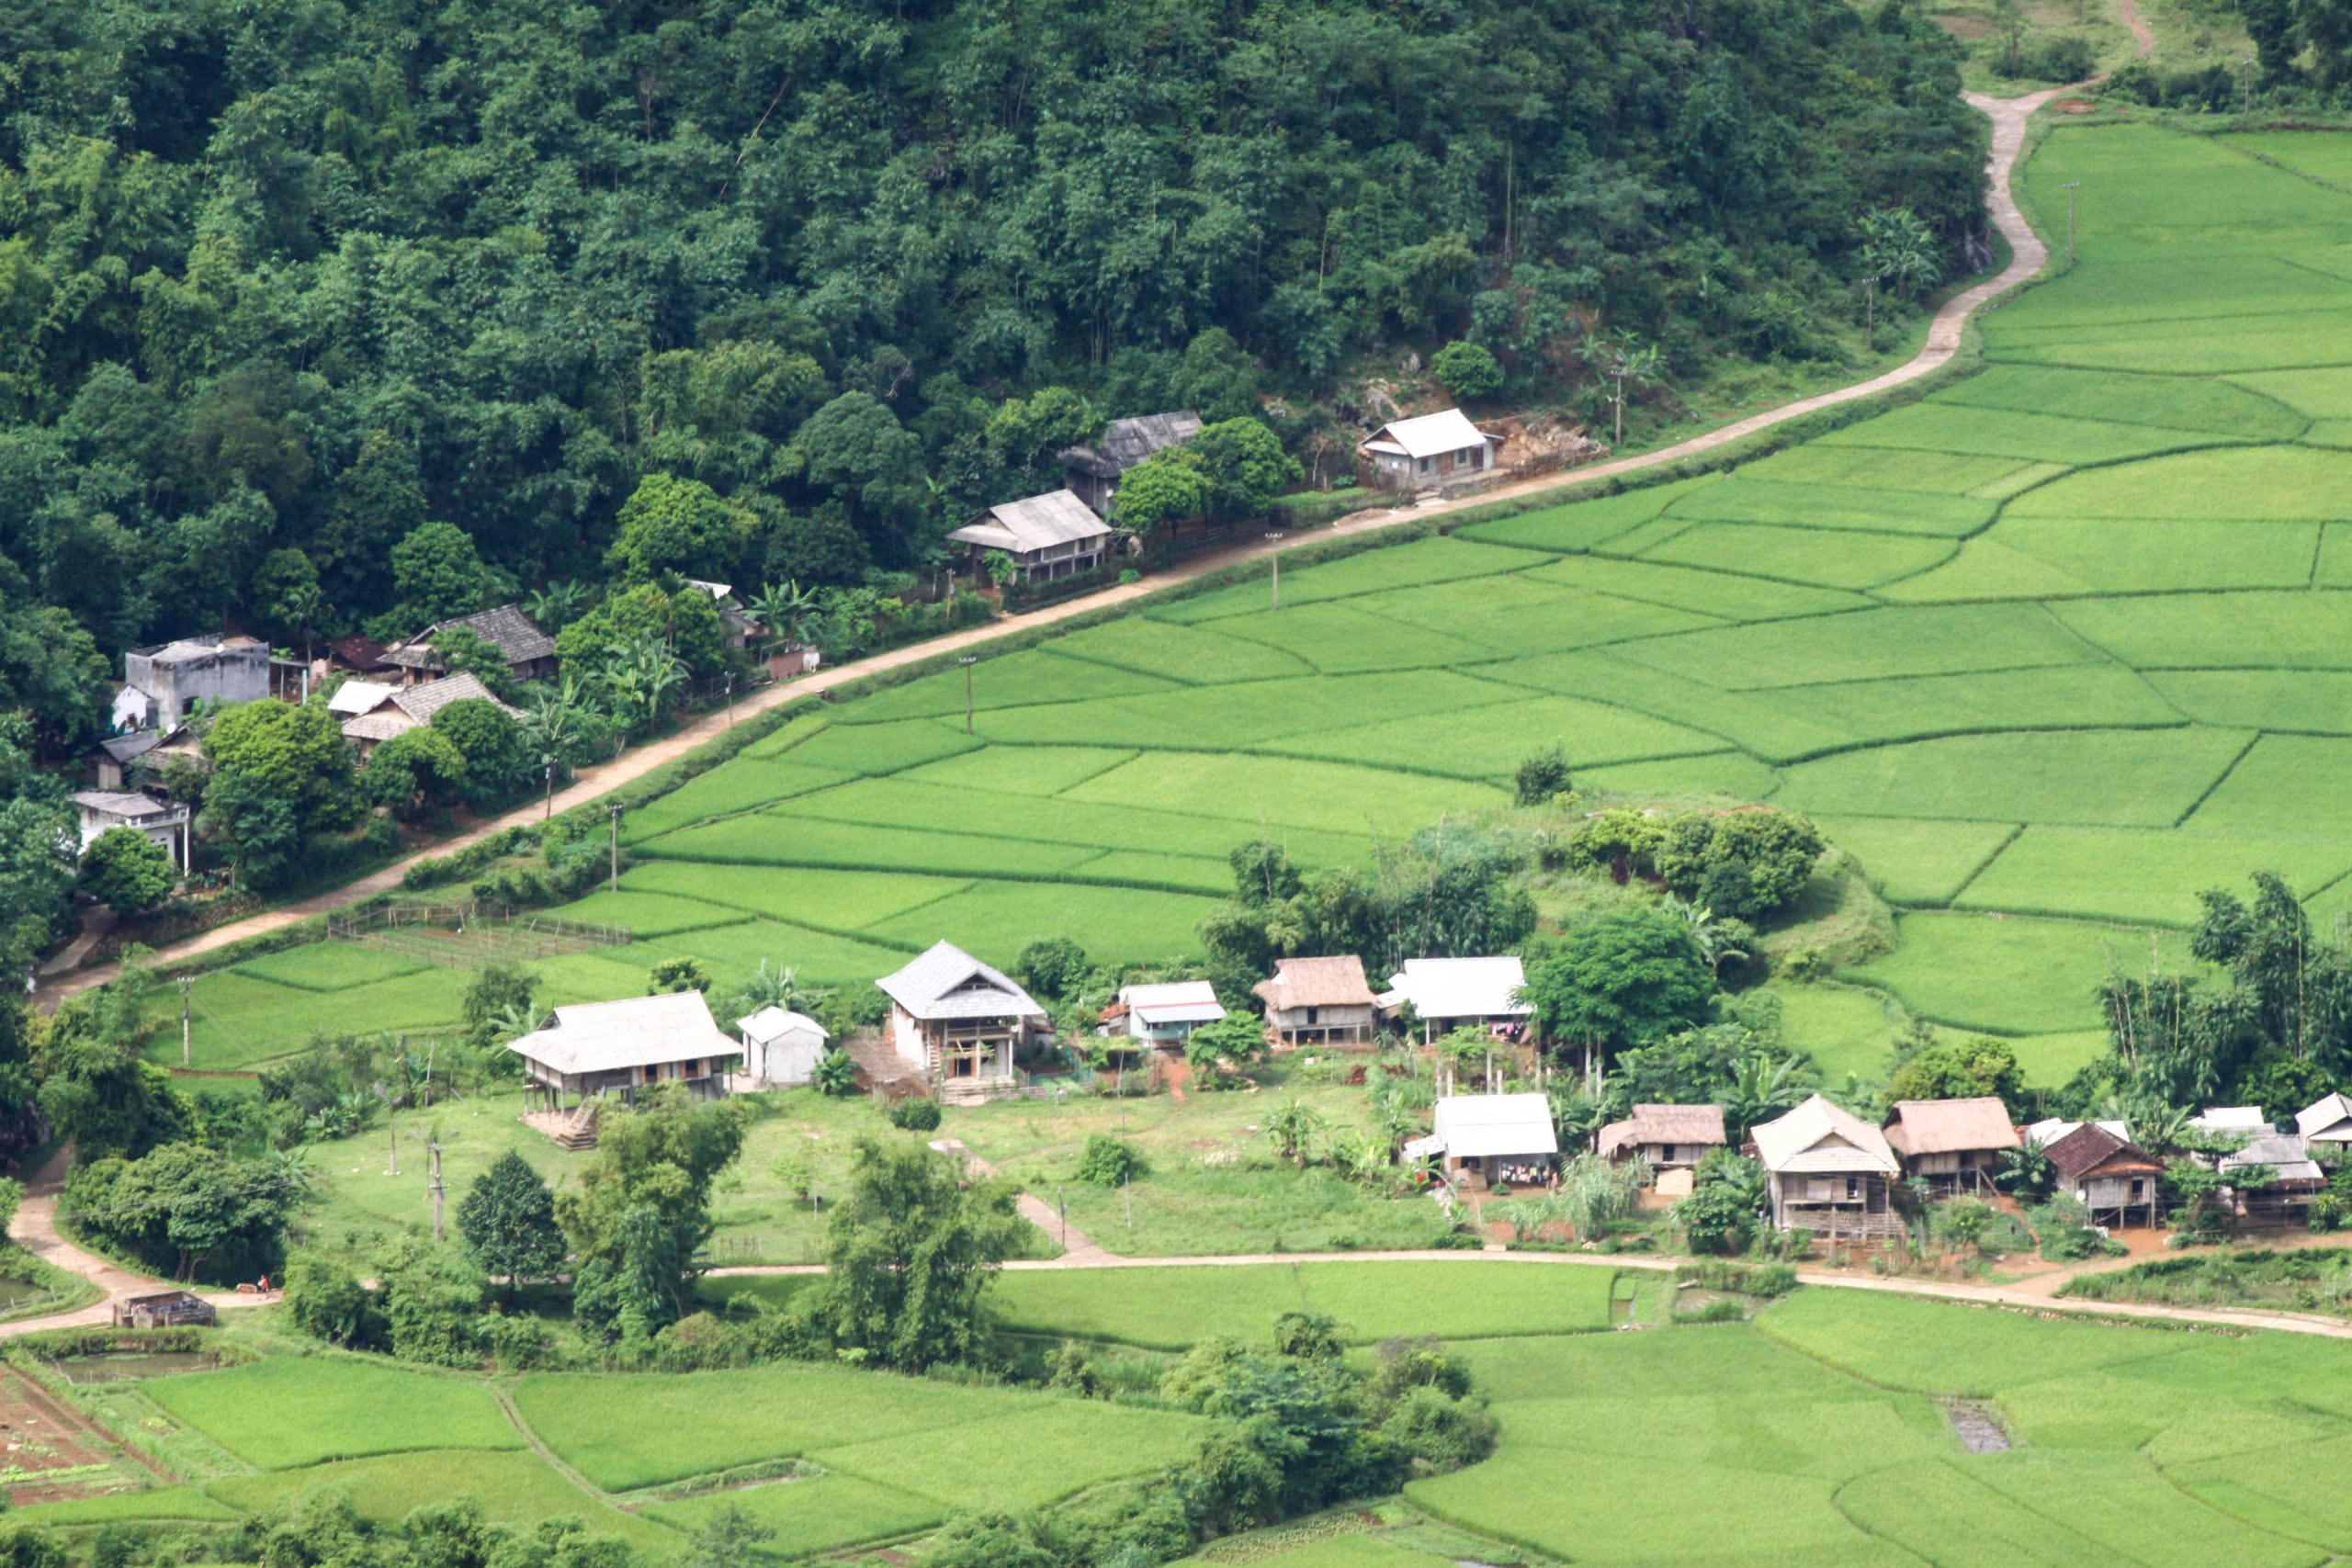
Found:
[724,673,735,727]
[178,976,191,1068]
[428,1139,445,1242]
[1264,531,1286,609]
[957,655,979,734]
[2241,54,2253,116]
[607,802,621,893]
[542,754,556,820]
[2063,182,2080,266]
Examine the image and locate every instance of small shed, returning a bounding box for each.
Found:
[1359,409,1502,491]
[1882,1097,2020,1196]
[946,490,1114,584]
[70,790,190,873]
[1381,956,1530,1043]
[876,941,1046,1094]
[1430,1092,1559,1191]
[1599,1103,1725,1177]
[89,730,163,791]
[1060,412,1204,515]
[2043,1122,2163,1228]
[1253,956,1379,1049]
[508,991,741,1113]
[1109,981,1226,1046]
[113,1291,215,1328]
[2295,1092,2352,1156]
[738,1007,831,1088]
[1752,1094,1902,1240]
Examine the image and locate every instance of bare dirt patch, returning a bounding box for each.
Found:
[1945,1403,2012,1453]
[0,1369,155,1506]
[2054,96,2098,112]
[1938,12,1994,36]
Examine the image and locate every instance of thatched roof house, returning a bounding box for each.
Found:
[1883,1097,2020,1193]
[1253,956,1378,1047]
[1752,1094,1901,1238]
[1599,1103,1725,1174]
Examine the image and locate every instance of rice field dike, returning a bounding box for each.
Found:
[17,1269,2352,1568]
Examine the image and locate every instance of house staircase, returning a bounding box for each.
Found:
[523,1104,600,1149]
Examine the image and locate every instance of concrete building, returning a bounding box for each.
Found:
[737,1007,831,1088]
[121,635,273,729]
[1102,981,1227,1047]
[69,790,191,873]
[1427,1092,1559,1190]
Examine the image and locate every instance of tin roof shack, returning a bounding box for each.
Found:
[124,635,273,729]
[1380,956,1530,1043]
[2219,1132,2327,1224]
[337,672,523,758]
[947,490,1114,585]
[1430,1092,1559,1192]
[2043,1122,2163,1229]
[1599,1104,1726,1190]
[1753,1095,1903,1242]
[70,790,190,874]
[1253,956,1378,1049]
[2295,1092,2352,1157]
[738,1007,831,1089]
[384,605,557,685]
[1059,412,1204,515]
[508,992,740,1117]
[876,942,1046,1100]
[1883,1097,2021,1197]
[113,1291,216,1328]
[1359,409,1502,491]
[1106,982,1225,1046]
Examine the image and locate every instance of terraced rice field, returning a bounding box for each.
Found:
[164,119,2352,1088]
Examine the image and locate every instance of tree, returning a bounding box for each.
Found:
[1430,341,1503,400]
[820,1136,1026,1371]
[1887,1035,2025,1110]
[605,474,747,585]
[461,964,538,1050]
[1108,446,1213,532]
[203,700,356,833]
[421,626,520,701]
[1191,419,1301,517]
[1585,333,1664,446]
[62,1143,309,1283]
[364,726,469,820]
[1074,1133,1146,1186]
[677,1506,775,1568]
[1263,1098,1327,1168]
[1513,744,1571,806]
[1186,1012,1267,1073]
[556,583,727,682]
[388,522,492,629]
[1014,938,1089,999]
[1520,906,1715,1061]
[252,547,326,658]
[811,1047,859,1096]
[458,1150,568,1301]
[1858,208,1942,350]
[647,957,711,994]
[283,1252,379,1349]
[432,696,528,807]
[77,827,174,915]
[558,1088,747,1341]
[1676,1150,1767,1253]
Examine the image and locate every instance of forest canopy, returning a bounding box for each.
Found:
[0,0,1981,745]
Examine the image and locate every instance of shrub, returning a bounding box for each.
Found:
[1379,1383,1498,1472]
[1073,1134,1146,1187]
[1430,340,1504,400]
[887,1097,942,1132]
[811,1048,858,1096]
[1672,1260,1798,1297]
[77,828,175,915]
[1014,937,1090,999]
[1513,744,1572,807]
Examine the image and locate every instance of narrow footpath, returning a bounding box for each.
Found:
[43,83,2067,1004]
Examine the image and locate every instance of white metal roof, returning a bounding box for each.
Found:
[2295,1092,2352,1142]
[1432,1092,1559,1158]
[1387,956,1530,1021]
[876,941,1046,1021]
[328,681,400,716]
[947,489,1111,554]
[2191,1106,2270,1134]
[737,1007,829,1045]
[2024,1117,2130,1148]
[1751,1094,1898,1175]
[1117,981,1225,1024]
[2218,1133,2324,1183]
[71,790,182,822]
[508,991,741,1077]
[1359,408,1495,460]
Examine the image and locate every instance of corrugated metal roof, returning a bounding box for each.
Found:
[2295,1092,2352,1142]
[1883,1097,2021,1157]
[2190,1106,2269,1134]
[1433,1092,1559,1158]
[508,991,741,1077]
[71,789,179,820]
[1253,955,1376,1012]
[738,1006,828,1044]
[948,489,1111,553]
[1119,981,1225,1024]
[328,681,401,716]
[1387,956,1530,1020]
[1358,408,1495,459]
[2220,1132,2324,1183]
[876,941,1045,1021]
[1751,1095,1897,1175]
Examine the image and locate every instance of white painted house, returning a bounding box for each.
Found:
[737,1007,831,1087]
[1358,409,1502,491]
[1105,981,1226,1046]
[69,790,191,873]
[2295,1092,2352,1156]
[876,941,1046,1093]
[1381,956,1531,1042]
[1428,1091,1559,1190]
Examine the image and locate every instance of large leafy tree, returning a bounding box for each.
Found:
[605,474,748,586]
[77,827,175,915]
[1519,906,1716,1060]
[820,1136,1026,1371]
[557,1088,748,1343]
[458,1149,568,1301]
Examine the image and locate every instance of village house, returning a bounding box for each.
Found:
[2220,1131,2327,1222]
[2295,1092,2352,1159]
[337,671,524,758]
[1379,956,1531,1043]
[946,490,1114,585]
[117,634,278,731]
[1752,1094,1903,1241]
[89,730,165,790]
[2042,1122,2163,1229]
[68,789,191,873]
[1099,981,1226,1049]
[2024,1116,2129,1149]
[1253,955,1379,1048]
[1881,1097,2020,1196]
[1598,1103,1726,1192]
[383,604,558,685]
[1358,408,1502,491]
[876,941,1047,1095]
[2190,1106,2270,1139]
[508,991,741,1123]
[1058,411,1203,515]
[737,1006,831,1088]
[1426,1091,1559,1191]
[324,634,395,677]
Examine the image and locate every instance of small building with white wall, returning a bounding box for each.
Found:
[1428,1091,1559,1191]
[1104,981,1226,1046]
[1381,955,1530,1042]
[876,941,1046,1095]
[737,1007,831,1087]
[69,790,191,873]
[122,635,274,729]
[1359,409,1502,491]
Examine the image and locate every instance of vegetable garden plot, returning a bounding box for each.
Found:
[1638,522,1959,591]
[232,942,430,991]
[1816,402,2247,464]
[1659,478,1999,536]
[1931,364,2311,439]
[1610,603,2104,692]
[1956,824,2352,926]
[1051,615,1315,682]
[1454,473,1723,552]
[861,877,1219,963]
[1517,554,1871,620]
[1840,910,2204,1035]
[1348,574,1724,657]
[2050,589,2352,669]
[834,648,1177,726]
[1779,728,2253,829]
[1200,601,1501,674]
[1733,443,2041,494]
[147,1358,523,1471]
[643,1474,945,1559]
[1250,692,1725,779]
[899,743,1139,795]
[1808,816,2020,906]
[615,861,976,930]
[655,814,1098,879]
[2007,445,2352,520]
[1065,752,1506,834]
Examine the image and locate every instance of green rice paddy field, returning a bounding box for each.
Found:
[165,119,2352,1092]
[31,1269,2352,1568]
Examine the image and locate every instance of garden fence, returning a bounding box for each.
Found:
[327,902,633,965]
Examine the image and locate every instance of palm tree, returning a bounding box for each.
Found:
[1585,331,1664,446]
[282,582,328,668]
[733,960,832,1018]
[1723,1052,1807,1144]
[1665,896,1749,977]
[1263,1098,1327,1169]
[489,999,548,1042]
[526,580,597,633]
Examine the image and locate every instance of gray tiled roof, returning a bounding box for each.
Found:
[1060,412,1203,478]
[876,941,1045,1021]
[387,604,555,670]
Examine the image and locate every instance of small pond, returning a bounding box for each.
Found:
[46,1352,223,1384]
[0,1279,51,1310]
[1671,1287,1763,1322]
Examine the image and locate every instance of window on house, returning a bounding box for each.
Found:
[1306,1006,1319,1024]
[1844,1177,1861,1200]
[1660,1145,1676,1163]
[1418,457,1432,473]
[950,1054,977,1078]
[2129,1179,2146,1200]
[642,1065,658,1084]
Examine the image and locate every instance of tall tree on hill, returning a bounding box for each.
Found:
[458,1150,568,1303]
